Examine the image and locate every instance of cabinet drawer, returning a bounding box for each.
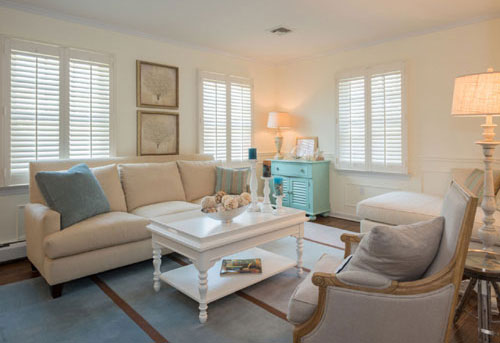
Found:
[272,162,312,178]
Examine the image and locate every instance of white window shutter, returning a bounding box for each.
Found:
[69,59,111,159]
[9,50,60,182]
[370,71,403,172]
[337,76,365,169]
[201,74,227,161]
[230,80,252,162]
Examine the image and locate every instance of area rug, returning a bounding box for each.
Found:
[0,222,350,343]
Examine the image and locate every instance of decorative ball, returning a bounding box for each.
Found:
[240,192,251,203]
[223,196,239,210]
[215,191,227,204]
[201,196,217,210]
[217,205,227,212]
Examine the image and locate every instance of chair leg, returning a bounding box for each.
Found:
[50,284,64,298]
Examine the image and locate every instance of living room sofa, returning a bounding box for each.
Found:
[25,154,218,297]
[356,168,500,246]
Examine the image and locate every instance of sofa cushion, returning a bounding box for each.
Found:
[43,212,150,259]
[119,162,186,211]
[131,201,201,219]
[357,191,442,226]
[215,166,249,195]
[35,164,110,229]
[346,217,444,282]
[287,253,344,325]
[177,160,217,201]
[92,164,127,212]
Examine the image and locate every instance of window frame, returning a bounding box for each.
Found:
[335,61,407,174]
[198,70,254,163]
[0,36,116,186]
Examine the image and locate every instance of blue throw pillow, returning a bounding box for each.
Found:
[35,163,110,229]
[215,166,249,194]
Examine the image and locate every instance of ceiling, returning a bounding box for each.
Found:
[4,0,500,63]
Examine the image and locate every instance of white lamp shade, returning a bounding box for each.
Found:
[267,112,291,129]
[451,70,500,116]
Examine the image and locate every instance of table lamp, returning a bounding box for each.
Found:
[267,112,291,159]
[452,68,500,249]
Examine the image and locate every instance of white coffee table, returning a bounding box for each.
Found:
[147,207,308,323]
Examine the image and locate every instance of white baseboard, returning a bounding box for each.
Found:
[0,241,27,263]
[328,212,361,222]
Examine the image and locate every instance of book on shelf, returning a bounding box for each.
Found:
[220,258,262,275]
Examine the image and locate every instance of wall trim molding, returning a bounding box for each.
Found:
[0,241,26,263]
[0,184,28,196]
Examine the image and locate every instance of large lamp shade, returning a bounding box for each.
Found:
[267,112,291,129]
[451,69,500,116]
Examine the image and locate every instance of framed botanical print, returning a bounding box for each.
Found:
[136,60,179,109]
[137,111,179,155]
[296,136,318,158]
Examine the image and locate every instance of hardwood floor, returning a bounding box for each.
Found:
[0,217,496,342]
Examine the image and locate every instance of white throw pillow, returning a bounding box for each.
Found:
[345,217,444,282]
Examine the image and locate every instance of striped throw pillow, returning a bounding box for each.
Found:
[215,167,249,195]
[464,168,484,201]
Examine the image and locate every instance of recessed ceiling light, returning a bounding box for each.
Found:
[268,26,293,36]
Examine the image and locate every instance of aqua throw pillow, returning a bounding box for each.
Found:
[35,163,110,229]
[215,166,249,195]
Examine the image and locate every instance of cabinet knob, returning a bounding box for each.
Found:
[276,167,280,171]
[300,168,305,173]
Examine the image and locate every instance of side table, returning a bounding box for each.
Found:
[454,249,500,342]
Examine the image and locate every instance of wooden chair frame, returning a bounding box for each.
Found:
[293,182,478,343]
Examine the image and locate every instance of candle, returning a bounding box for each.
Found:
[263,160,271,177]
[273,176,283,196]
[248,148,257,160]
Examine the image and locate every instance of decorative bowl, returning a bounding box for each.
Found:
[202,205,249,224]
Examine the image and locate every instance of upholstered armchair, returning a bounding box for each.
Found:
[292,181,477,343]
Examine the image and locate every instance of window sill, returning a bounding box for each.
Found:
[334,167,410,178]
[0,184,29,196]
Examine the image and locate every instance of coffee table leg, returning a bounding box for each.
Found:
[296,224,304,276]
[152,242,162,292]
[198,269,209,323]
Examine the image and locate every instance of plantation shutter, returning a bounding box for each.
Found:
[337,76,365,169]
[230,78,252,161]
[370,70,403,171]
[200,72,227,161]
[9,42,60,184]
[69,51,111,159]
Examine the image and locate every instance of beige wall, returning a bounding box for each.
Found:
[275,18,500,218]
[0,6,277,244]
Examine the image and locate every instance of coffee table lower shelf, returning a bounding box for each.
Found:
[160,247,296,304]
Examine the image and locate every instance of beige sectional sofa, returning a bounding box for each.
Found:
[25,154,216,297]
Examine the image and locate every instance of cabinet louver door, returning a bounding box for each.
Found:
[282,177,290,206]
[290,178,310,211]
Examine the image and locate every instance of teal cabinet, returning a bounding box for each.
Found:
[271,160,330,220]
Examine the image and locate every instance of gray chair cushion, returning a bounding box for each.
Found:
[346,217,444,281]
[287,254,345,325]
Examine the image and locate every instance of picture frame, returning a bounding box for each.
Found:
[137,111,179,156]
[296,136,318,158]
[136,60,179,109]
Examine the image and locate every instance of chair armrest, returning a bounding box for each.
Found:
[312,271,398,293]
[340,232,365,258]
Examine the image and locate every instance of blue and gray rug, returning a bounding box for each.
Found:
[0,223,348,343]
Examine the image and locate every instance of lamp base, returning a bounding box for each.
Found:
[274,136,283,160]
[477,140,500,250]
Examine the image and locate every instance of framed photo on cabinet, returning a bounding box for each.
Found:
[137,111,179,155]
[136,60,179,109]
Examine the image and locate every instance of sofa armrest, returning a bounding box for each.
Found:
[340,232,365,258]
[25,203,60,269]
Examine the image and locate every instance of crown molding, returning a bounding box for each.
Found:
[0,0,275,66]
